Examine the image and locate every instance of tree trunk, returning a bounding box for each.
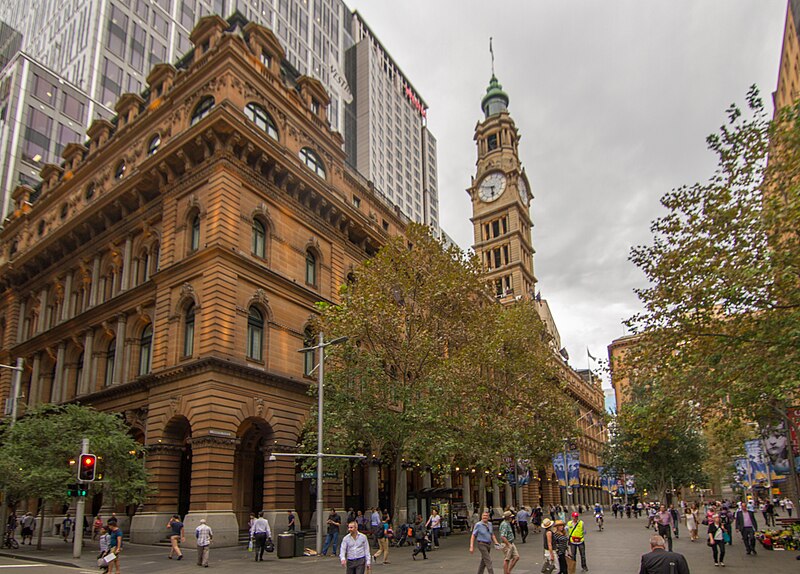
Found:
[391,452,407,529]
[35,503,44,550]
[478,474,486,515]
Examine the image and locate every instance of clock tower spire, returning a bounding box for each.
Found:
[469,68,536,301]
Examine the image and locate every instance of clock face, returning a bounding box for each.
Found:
[518,177,529,204]
[478,172,507,202]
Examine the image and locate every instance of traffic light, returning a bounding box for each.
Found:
[78,454,97,482]
[67,483,88,497]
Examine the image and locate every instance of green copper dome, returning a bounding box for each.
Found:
[481,75,509,117]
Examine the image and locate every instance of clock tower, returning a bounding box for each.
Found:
[469,74,536,301]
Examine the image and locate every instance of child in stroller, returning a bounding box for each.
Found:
[390,523,412,547]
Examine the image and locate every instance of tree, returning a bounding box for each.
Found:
[0,404,151,548]
[312,224,568,521]
[625,86,800,500]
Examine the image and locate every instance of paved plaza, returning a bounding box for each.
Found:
[1,514,798,573]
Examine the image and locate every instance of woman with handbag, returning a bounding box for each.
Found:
[541,518,557,573]
[552,520,570,574]
[707,513,727,566]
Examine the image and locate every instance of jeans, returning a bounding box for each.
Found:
[569,542,587,570]
[322,531,339,556]
[518,521,528,543]
[711,540,726,563]
[253,533,267,560]
[657,523,673,552]
[741,526,756,553]
[431,527,440,547]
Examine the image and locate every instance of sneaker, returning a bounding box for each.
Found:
[720,563,725,567]
[177,555,183,561]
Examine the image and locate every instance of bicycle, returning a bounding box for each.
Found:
[595,514,604,531]
[3,531,19,549]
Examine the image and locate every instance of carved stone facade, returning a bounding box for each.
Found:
[0,14,408,545]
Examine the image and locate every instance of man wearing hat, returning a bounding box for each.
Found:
[499,511,520,574]
[195,519,213,567]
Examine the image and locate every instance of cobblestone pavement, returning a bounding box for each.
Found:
[1,514,798,573]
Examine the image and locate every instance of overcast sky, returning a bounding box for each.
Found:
[345,1,785,393]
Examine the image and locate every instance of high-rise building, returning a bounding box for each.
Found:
[0,0,439,230]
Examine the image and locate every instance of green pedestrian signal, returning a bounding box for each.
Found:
[67,483,88,497]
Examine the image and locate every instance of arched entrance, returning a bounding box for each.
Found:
[233,418,274,527]
[163,415,192,518]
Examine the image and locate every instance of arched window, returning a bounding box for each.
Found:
[105,339,116,387]
[147,134,161,155]
[303,326,315,376]
[183,303,195,357]
[139,324,153,375]
[252,219,266,258]
[305,249,317,286]
[246,307,264,361]
[114,160,126,180]
[189,214,201,252]
[191,96,215,125]
[299,147,325,178]
[244,103,278,140]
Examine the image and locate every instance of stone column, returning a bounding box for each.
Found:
[28,353,41,406]
[516,484,524,509]
[89,255,101,307]
[184,435,240,547]
[16,298,26,342]
[61,271,73,322]
[37,286,48,333]
[51,342,66,403]
[504,482,513,509]
[130,442,184,545]
[396,466,408,525]
[444,473,452,490]
[422,468,432,489]
[121,236,133,291]
[112,315,126,384]
[366,460,379,509]
[80,330,94,395]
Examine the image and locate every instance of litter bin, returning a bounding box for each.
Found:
[277,532,295,559]
[293,531,305,557]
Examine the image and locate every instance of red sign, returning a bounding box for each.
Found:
[788,405,800,455]
[404,85,427,118]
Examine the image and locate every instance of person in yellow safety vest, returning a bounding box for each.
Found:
[567,512,589,572]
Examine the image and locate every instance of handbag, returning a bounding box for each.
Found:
[265,537,274,553]
[723,531,731,544]
[102,552,117,564]
[541,559,556,574]
[566,553,577,574]
[247,539,253,552]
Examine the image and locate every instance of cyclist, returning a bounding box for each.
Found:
[594,503,604,531]
[4,511,19,549]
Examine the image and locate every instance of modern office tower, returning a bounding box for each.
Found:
[346,12,439,230]
[0,1,440,232]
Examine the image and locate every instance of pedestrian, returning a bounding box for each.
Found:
[249,511,271,562]
[107,518,123,574]
[369,507,381,549]
[499,510,520,574]
[707,513,727,567]
[339,521,371,574]
[765,500,776,527]
[786,498,794,517]
[637,533,690,574]
[411,514,428,560]
[356,510,368,532]
[287,509,296,531]
[532,506,542,533]
[372,513,390,564]
[669,505,680,539]
[426,508,442,548]
[195,518,213,567]
[61,513,73,542]
[97,526,110,572]
[93,515,103,541]
[734,502,758,556]
[322,507,342,557]
[20,512,35,545]
[566,511,588,572]
[515,506,529,543]
[684,507,698,542]
[552,520,569,574]
[166,514,184,560]
[470,511,500,574]
[654,504,674,552]
[541,518,557,572]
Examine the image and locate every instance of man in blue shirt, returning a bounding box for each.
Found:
[469,512,500,574]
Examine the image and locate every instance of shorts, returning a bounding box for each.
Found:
[21,527,32,537]
[502,542,519,560]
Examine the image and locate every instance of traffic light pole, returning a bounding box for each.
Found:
[73,438,88,559]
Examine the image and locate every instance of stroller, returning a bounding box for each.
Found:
[390,523,412,547]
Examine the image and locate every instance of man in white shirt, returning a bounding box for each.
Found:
[249,512,271,562]
[786,498,795,517]
[339,521,371,573]
[195,519,213,567]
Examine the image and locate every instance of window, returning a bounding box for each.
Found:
[114,160,126,179]
[252,219,266,258]
[61,93,85,123]
[299,147,325,178]
[183,304,195,357]
[101,58,123,107]
[189,214,200,251]
[55,123,80,158]
[32,74,56,105]
[191,96,214,125]
[487,133,498,151]
[147,134,161,155]
[106,4,128,58]
[246,307,264,361]
[303,326,315,376]
[85,183,95,200]
[75,352,84,392]
[352,196,361,208]
[305,250,317,286]
[244,103,278,140]
[139,324,152,375]
[260,52,271,68]
[23,107,52,164]
[60,203,68,219]
[105,339,116,386]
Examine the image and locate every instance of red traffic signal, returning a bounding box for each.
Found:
[78,454,97,482]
